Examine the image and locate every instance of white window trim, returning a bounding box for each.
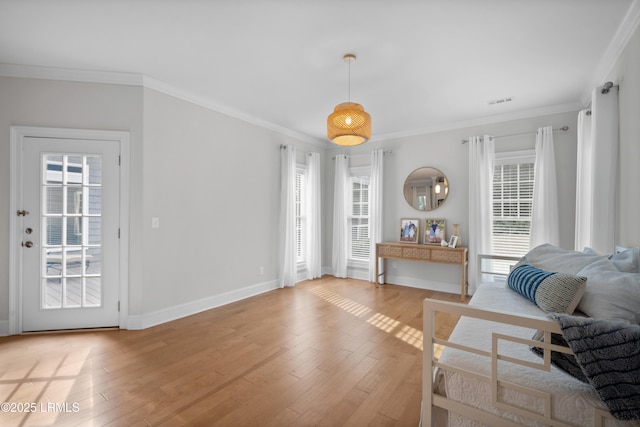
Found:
[495,149,535,165]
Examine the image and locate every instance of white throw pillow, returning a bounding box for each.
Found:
[577,258,640,324]
[522,244,604,274]
[582,246,640,272]
[610,247,640,273]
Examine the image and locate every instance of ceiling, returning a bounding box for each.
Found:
[0,0,637,145]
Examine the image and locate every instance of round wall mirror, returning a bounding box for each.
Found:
[403,167,449,211]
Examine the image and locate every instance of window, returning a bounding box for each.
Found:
[295,167,306,263]
[492,151,535,258]
[350,176,370,260]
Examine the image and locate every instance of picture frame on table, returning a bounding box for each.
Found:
[448,235,459,248]
[425,218,446,245]
[399,218,420,244]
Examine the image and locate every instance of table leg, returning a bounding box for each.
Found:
[382,258,386,284]
[460,262,467,301]
[375,257,385,287]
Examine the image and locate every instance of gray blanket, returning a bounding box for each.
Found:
[547,313,640,421]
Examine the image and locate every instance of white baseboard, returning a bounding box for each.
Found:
[319,266,459,294]
[322,264,371,282]
[0,320,9,337]
[127,279,280,330]
[382,274,460,295]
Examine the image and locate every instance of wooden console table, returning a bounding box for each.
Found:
[375,242,468,301]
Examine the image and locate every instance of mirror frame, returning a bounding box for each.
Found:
[403,167,449,211]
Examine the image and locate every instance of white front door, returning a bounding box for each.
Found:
[19,137,120,331]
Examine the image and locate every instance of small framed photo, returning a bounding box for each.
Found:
[399,218,420,244]
[448,235,459,248]
[425,218,446,245]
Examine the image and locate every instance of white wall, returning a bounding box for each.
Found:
[0,76,144,327]
[0,76,321,331]
[140,88,321,316]
[324,111,578,294]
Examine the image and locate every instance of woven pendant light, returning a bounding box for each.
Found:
[327,54,371,146]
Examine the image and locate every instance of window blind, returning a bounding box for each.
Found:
[492,161,534,258]
[295,171,306,262]
[350,177,370,260]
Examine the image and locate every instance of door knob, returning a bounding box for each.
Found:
[22,241,33,248]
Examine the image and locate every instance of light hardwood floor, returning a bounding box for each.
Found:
[0,276,467,427]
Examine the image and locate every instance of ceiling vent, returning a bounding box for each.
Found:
[488,97,513,105]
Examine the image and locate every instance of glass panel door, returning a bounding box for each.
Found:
[20,135,120,332]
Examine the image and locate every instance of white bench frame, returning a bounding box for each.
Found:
[421,254,616,427]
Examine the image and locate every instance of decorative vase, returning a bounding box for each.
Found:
[453,224,461,246]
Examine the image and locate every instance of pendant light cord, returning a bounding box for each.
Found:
[347,58,351,103]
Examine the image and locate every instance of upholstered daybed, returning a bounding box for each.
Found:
[422,244,640,427]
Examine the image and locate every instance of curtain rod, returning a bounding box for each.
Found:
[279,144,318,156]
[332,150,392,160]
[461,126,569,144]
[583,82,619,116]
[600,81,618,94]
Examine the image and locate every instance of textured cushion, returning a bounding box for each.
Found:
[507,264,586,314]
[530,331,587,383]
[546,314,640,420]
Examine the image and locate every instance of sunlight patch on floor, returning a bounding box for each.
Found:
[0,346,91,426]
[309,286,373,318]
[310,285,424,350]
[367,312,401,333]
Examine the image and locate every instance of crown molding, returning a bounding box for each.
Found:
[580,0,640,105]
[370,101,583,143]
[0,63,326,148]
[0,63,143,86]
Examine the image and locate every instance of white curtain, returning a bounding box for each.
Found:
[468,135,495,294]
[368,150,384,283]
[530,126,559,248]
[332,155,349,278]
[575,110,593,251]
[305,152,322,279]
[279,145,297,287]
[575,85,619,254]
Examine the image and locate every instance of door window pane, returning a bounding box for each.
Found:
[45,155,63,184]
[85,247,101,276]
[65,156,83,184]
[44,217,63,246]
[88,188,101,214]
[65,277,82,308]
[85,278,101,307]
[43,278,62,309]
[86,156,102,185]
[87,217,101,245]
[44,187,63,214]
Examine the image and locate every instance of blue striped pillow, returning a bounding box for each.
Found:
[507,264,586,313]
